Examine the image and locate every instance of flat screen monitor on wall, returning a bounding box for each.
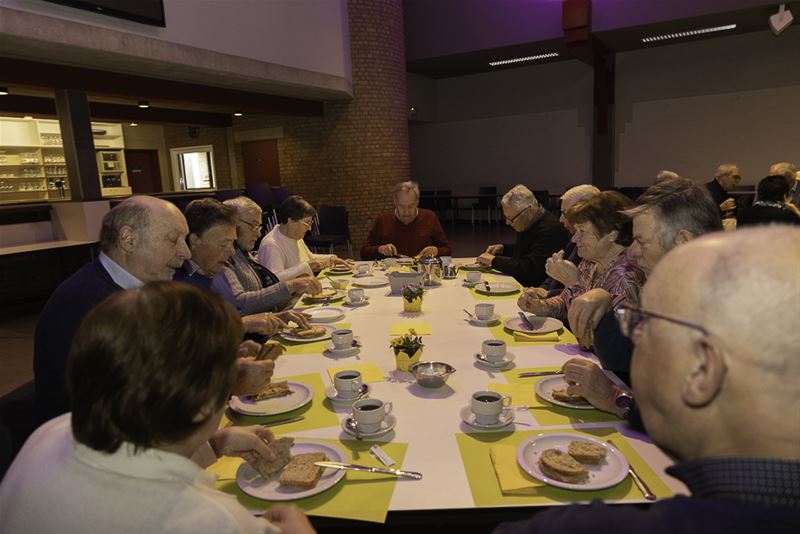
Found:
[43,0,166,27]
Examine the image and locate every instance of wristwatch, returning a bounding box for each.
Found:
[614,391,635,420]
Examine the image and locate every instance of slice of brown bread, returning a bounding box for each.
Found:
[257,341,285,361]
[293,326,327,339]
[279,452,329,489]
[251,437,294,479]
[551,388,591,406]
[538,448,588,483]
[252,381,293,401]
[567,440,607,464]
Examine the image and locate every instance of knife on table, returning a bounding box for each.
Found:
[315,461,422,480]
[517,371,563,378]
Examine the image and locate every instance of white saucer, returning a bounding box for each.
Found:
[324,383,371,405]
[460,405,515,430]
[463,279,482,288]
[474,352,516,369]
[468,313,501,326]
[341,413,397,438]
[324,343,360,357]
[344,296,370,307]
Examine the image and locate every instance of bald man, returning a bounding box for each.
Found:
[495,226,800,533]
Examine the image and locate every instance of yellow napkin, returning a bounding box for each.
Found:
[489,382,537,406]
[512,331,560,342]
[327,362,385,384]
[389,322,432,335]
[489,444,544,495]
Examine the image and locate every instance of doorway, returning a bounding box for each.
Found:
[242,139,280,185]
[125,149,163,193]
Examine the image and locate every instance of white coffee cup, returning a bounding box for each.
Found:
[348,288,365,302]
[471,390,511,425]
[352,398,392,433]
[334,370,363,399]
[332,329,354,350]
[356,263,370,275]
[466,271,481,283]
[482,339,507,362]
[475,303,494,320]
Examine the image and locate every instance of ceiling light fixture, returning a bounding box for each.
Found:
[233,111,243,117]
[137,100,150,109]
[770,4,794,36]
[489,52,559,67]
[642,24,737,43]
[0,87,8,96]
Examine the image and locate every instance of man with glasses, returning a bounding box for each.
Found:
[361,181,451,259]
[477,184,567,287]
[495,226,800,533]
[706,163,741,217]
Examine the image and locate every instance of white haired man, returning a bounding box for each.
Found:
[705,163,741,216]
[478,184,568,287]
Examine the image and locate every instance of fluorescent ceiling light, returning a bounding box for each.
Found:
[642,24,736,43]
[489,52,559,67]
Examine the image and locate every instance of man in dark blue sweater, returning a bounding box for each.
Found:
[34,196,191,421]
[495,226,800,533]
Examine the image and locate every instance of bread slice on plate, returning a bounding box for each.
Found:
[251,380,293,401]
[251,437,295,479]
[538,448,588,483]
[567,440,607,464]
[551,388,591,406]
[279,452,329,489]
[292,326,327,339]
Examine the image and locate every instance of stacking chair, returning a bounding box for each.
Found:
[419,190,436,211]
[435,189,455,226]
[532,190,550,214]
[304,205,353,258]
[471,186,498,226]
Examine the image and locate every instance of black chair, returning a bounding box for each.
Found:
[471,186,498,226]
[419,190,436,211]
[304,205,353,258]
[532,190,551,213]
[435,189,455,225]
[244,182,275,212]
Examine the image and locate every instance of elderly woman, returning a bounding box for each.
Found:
[258,195,350,278]
[222,196,322,314]
[518,191,645,322]
[0,283,315,534]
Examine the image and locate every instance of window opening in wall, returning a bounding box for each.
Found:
[170,145,215,190]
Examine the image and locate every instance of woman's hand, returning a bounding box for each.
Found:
[545,251,579,286]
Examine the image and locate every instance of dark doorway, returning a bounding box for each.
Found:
[125,149,163,193]
[242,139,280,185]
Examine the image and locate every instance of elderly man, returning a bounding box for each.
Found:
[478,185,568,287]
[705,163,741,216]
[495,226,800,533]
[361,181,452,259]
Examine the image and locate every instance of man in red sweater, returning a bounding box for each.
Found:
[361,181,452,259]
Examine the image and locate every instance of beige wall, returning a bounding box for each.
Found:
[121,124,171,191]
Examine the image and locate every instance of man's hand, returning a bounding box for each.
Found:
[378,244,398,257]
[416,246,439,258]
[484,244,503,255]
[545,251,579,287]
[476,252,494,266]
[562,357,627,416]
[242,313,286,336]
[307,258,330,272]
[523,287,549,300]
[275,310,312,329]
[287,276,323,296]
[232,357,275,396]
[567,288,612,349]
[264,504,317,534]
[331,256,354,267]
[720,198,736,213]
[210,425,276,463]
[517,288,551,315]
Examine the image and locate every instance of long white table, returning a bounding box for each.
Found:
[266,264,686,513]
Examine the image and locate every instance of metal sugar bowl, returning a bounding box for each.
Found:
[416,256,443,287]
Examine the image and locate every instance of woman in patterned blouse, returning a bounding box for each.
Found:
[518,191,645,322]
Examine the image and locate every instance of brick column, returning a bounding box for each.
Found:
[233,0,409,258]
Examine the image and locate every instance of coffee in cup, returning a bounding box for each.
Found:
[482,339,507,362]
[348,288,365,302]
[334,370,363,399]
[475,303,494,320]
[332,329,354,350]
[352,398,392,433]
[466,271,481,283]
[470,390,511,425]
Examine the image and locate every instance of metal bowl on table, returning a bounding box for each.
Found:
[409,361,456,388]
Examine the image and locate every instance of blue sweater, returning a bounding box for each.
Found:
[33,259,122,421]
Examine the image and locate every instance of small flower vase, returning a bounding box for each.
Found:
[395,348,423,372]
[403,296,423,313]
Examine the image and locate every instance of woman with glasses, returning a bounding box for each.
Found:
[518,191,645,322]
[257,195,351,279]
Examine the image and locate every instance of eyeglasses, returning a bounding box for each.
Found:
[296,218,314,229]
[239,218,262,231]
[504,205,531,224]
[615,304,710,341]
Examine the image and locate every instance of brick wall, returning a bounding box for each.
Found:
[163,125,233,190]
[232,0,409,258]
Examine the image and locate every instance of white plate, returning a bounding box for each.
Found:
[341,413,397,438]
[305,307,345,323]
[303,289,346,303]
[468,313,502,326]
[504,315,564,334]
[535,375,594,410]
[474,352,516,369]
[351,276,389,288]
[459,405,515,430]
[324,343,360,357]
[343,296,370,307]
[474,282,520,295]
[516,432,629,491]
[236,439,347,501]
[326,267,353,275]
[229,381,313,416]
[324,383,371,405]
[280,324,336,343]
